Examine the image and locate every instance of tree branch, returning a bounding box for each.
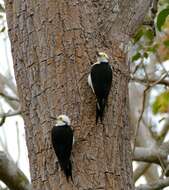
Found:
[0,73,17,96]
[133,147,168,164]
[0,110,21,126]
[134,141,169,165]
[134,163,150,182]
[0,92,19,102]
[151,0,159,15]
[131,76,169,86]
[0,151,32,190]
[132,73,168,152]
[0,110,21,118]
[136,177,169,190]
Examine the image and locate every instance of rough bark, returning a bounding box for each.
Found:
[5,0,151,189]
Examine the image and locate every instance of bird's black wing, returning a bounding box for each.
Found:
[51,125,73,162]
[90,63,112,123]
[51,125,73,181]
[90,63,112,100]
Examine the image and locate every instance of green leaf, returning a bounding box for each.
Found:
[131,52,141,62]
[133,29,144,43]
[157,8,169,31]
[0,26,5,33]
[152,91,169,114]
[145,29,154,42]
[0,4,5,13]
[147,46,157,53]
[163,40,169,47]
[143,52,148,58]
[147,43,159,53]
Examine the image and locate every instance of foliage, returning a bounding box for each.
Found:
[128,2,169,189]
[0,3,5,33]
[131,2,169,63]
[0,4,5,13]
[156,7,169,31]
[152,91,169,114]
[132,27,155,62]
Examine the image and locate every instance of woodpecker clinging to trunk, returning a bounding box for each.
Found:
[51,115,74,182]
[88,52,112,124]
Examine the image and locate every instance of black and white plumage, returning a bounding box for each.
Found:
[51,115,74,182]
[88,52,112,124]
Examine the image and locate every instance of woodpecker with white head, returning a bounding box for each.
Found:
[88,52,112,124]
[51,115,74,182]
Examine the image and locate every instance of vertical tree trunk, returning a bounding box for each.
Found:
[5,0,151,189]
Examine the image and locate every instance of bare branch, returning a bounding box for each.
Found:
[133,147,168,164]
[134,141,169,166]
[0,110,21,118]
[131,76,169,86]
[0,73,19,110]
[0,116,6,126]
[132,74,168,152]
[0,151,32,190]
[0,73,17,96]
[134,163,150,182]
[0,110,21,127]
[133,86,149,152]
[136,177,169,190]
[157,118,169,143]
[0,92,19,102]
[134,119,169,182]
[151,0,159,15]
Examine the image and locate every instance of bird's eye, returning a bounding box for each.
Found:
[57,117,62,121]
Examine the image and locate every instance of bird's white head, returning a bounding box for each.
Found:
[55,114,71,126]
[97,52,109,63]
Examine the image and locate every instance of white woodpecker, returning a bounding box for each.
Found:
[88,52,112,124]
[51,114,74,182]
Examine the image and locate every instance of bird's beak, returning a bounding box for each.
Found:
[50,116,57,120]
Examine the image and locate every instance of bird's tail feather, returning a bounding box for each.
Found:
[96,104,100,124]
[96,98,106,124]
[62,160,73,182]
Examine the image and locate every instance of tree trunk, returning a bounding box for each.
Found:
[5,0,151,189]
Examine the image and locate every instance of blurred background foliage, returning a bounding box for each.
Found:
[129,0,169,189]
[0,1,30,190]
